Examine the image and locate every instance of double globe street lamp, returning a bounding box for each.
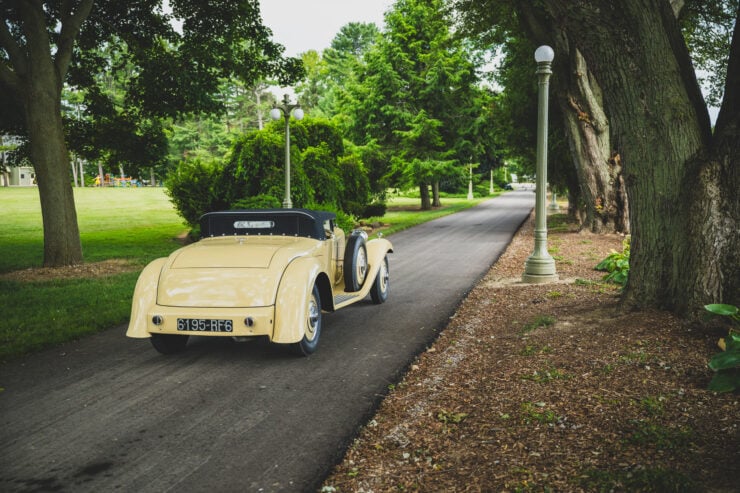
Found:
[270,94,304,209]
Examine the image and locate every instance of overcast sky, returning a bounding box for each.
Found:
[258,0,394,57]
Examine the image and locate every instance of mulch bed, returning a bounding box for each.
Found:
[322,214,739,492]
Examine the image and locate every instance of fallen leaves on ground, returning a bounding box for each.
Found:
[323,213,739,493]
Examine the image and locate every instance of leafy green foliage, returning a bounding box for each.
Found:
[338,155,372,216]
[165,159,226,226]
[595,235,631,285]
[704,303,740,393]
[232,195,281,210]
[166,117,372,226]
[296,23,380,118]
[331,0,499,208]
[0,0,304,267]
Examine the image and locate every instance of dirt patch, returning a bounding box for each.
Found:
[0,259,138,282]
[323,213,739,492]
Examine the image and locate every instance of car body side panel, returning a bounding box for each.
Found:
[127,258,167,338]
[272,257,324,344]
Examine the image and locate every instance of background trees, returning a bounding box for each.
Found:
[347,0,498,209]
[0,0,303,267]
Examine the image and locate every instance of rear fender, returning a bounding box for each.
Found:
[126,258,167,338]
[272,258,324,344]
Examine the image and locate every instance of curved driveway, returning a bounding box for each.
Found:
[0,191,534,492]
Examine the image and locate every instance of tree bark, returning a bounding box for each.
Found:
[530,0,739,315]
[1,0,91,266]
[559,48,629,233]
[432,181,441,207]
[419,183,431,210]
[518,8,629,234]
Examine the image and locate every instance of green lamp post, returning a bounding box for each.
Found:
[270,94,304,209]
[522,46,558,283]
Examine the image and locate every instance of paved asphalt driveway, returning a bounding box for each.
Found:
[0,191,534,492]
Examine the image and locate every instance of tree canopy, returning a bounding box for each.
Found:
[0,0,303,267]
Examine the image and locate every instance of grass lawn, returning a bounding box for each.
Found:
[0,187,495,361]
[0,187,186,360]
[377,195,490,235]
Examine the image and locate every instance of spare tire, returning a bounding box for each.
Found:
[344,231,368,292]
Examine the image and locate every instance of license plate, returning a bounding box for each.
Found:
[177,318,233,332]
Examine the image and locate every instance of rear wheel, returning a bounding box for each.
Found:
[370,255,390,304]
[291,284,322,356]
[344,233,368,292]
[150,333,189,354]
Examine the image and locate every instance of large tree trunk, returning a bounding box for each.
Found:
[530,1,739,315]
[519,8,629,234]
[432,181,441,207]
[558,48,629,233]
[18,1,84,267]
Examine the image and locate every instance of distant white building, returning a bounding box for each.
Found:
[10,166,35,186]
[2,135,35,186]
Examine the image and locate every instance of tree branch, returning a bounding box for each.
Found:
[55,0,94,80]
[572,48,608,133]
[713,6,739,140]
[670,0,686,18]
[0,62,23,99]
[0,10,27,81]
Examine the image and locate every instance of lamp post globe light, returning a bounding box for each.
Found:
[523,45,558,283]
[270,94,304,209]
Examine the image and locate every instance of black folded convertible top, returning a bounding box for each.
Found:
[199,209,336,240]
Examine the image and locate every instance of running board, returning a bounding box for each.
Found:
[333,293,364,309]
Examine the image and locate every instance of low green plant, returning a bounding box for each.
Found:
[436,409,468,424]
[595,235,630,285]
[520,401,559,424]
[574,278,597,286]
[519,344,552,356]
[639,395,666,416]
[625,420,692,449]
[578,467,697,492]
[521,366,571,383]
[704,303,740,393]
[519,315,556,335]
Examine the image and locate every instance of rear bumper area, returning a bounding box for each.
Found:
[139,305,275,338]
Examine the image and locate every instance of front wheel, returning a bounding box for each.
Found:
[370,255,390,304]
[150,333,189,354]
[291,284,322,356]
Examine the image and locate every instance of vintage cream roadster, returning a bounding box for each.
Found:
[127,209,393,355]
